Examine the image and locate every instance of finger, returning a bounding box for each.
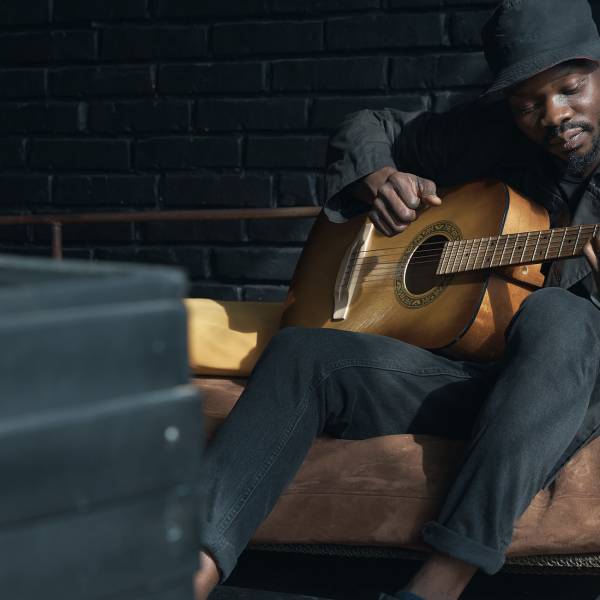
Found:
[583,239,599,271]
[416,176,443,206]
[368,209,394,237]
[373,196,410,235]
[378,183,417,225]
[387,174,422,210]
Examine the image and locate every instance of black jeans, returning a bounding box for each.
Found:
[198,287,600,582]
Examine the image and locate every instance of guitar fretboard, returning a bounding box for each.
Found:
[437,223,599,275]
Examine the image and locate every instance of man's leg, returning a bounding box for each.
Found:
[196,325,491,595]
[420,287,600,582]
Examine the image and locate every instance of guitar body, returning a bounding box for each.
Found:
[281,180,549,362]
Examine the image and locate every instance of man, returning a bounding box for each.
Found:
[194,1,600,599]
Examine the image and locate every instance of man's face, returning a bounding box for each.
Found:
[508,60,600,177]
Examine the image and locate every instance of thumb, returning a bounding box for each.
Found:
[583,239,599,271]
[416,176,442,206]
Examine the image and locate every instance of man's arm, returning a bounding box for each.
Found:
[324,101,515,231]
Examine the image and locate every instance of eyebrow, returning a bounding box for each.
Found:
[509,71,583,100]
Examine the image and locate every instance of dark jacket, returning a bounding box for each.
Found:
[324,99,600,299]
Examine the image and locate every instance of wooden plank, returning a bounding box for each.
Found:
[0,385,202,526]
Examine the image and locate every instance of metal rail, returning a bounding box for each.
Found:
[0,206,321,260]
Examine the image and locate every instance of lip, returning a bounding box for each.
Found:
[549,128,587,152]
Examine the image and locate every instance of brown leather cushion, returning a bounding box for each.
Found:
[197,377,600,557]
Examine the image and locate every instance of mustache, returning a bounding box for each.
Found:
[543,121,593,145]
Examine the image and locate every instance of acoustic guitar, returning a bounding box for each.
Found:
[281,180,599,362]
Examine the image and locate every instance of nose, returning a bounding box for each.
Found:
[540,95,574,128]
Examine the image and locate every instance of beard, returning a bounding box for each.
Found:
[545,119,600,177]
[565,128,600,177]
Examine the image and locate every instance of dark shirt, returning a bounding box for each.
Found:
[324,100,600,301]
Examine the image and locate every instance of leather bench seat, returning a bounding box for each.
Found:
[195,376,600,558]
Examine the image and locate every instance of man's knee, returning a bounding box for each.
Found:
[510,287,599,343]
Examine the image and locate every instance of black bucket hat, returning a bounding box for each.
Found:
[481,0,600,99]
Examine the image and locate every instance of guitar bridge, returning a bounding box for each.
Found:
[332,221,374,320]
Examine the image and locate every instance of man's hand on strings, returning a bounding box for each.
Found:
[583,231,600,291]
[360,168,443,237]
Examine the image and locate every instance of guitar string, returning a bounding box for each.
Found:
[352,238,589,272]
[351,226,592,258]
[350,230,591,266]
[356,240,589,283]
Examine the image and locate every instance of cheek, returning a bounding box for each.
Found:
[514,117,542,143]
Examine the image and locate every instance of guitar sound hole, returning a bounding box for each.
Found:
[404,234,447,296]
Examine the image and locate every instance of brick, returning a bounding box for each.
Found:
[0,103,82,133]
[0,138,26,168]
[327,13,447,50]
[93,246,136,264]
[189,282,242,301]
[141,221,244,244]
[137,137,241,170]
[63,248,93,260]
[0,175,50,206]
[212,246,302,282]
[53,0,148,21]
[54,175,157,207]
[272,57,386,91]
[101,27,207,60]
[213,21,323,56]
[389,0,442,6]
[159,63,266,94]
[0,70,46,98]
[153,0,268,18]
[35,222,135,243]
[391,53,490,89]
[30,139,130,170]
[449,10,492,47]
[0,224,30,242]
[273,0,380,12]
[243,285,289,302]
[0,0,49,25]
[163,173,273,208]
[246,136,328,168]
[90,101,191,133]
[390,56,438,89]
[0,31,96,64]
[433,89,482,113]
[436,52,491,86]
[311,94,429,129]
[246,217,315,243]
[171,246,211,278]
[50,66,155,97]
[278,172,323,207]
[195,98,307,131]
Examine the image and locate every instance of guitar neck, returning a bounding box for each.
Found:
[437,223,599,275]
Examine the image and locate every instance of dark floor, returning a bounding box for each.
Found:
[217,549,600,600]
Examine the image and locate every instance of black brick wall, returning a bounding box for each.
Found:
[1,0,599,301]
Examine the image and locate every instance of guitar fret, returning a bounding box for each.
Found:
[544,230,553,259]
[449,240,461,274]
[557,227,568,259]
[471,237,484,270]
[573,226,581,256]
[456,239,468,273]
[440,241,452,275]
[491,235,502,267]
[498,235,510,266]
[509,232,519,265]
[520,232,529,263]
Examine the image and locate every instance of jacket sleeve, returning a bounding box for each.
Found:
[324,100,514,223]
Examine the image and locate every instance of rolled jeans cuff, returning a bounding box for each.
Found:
[422,521,506,575]
[200,534,239,584]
